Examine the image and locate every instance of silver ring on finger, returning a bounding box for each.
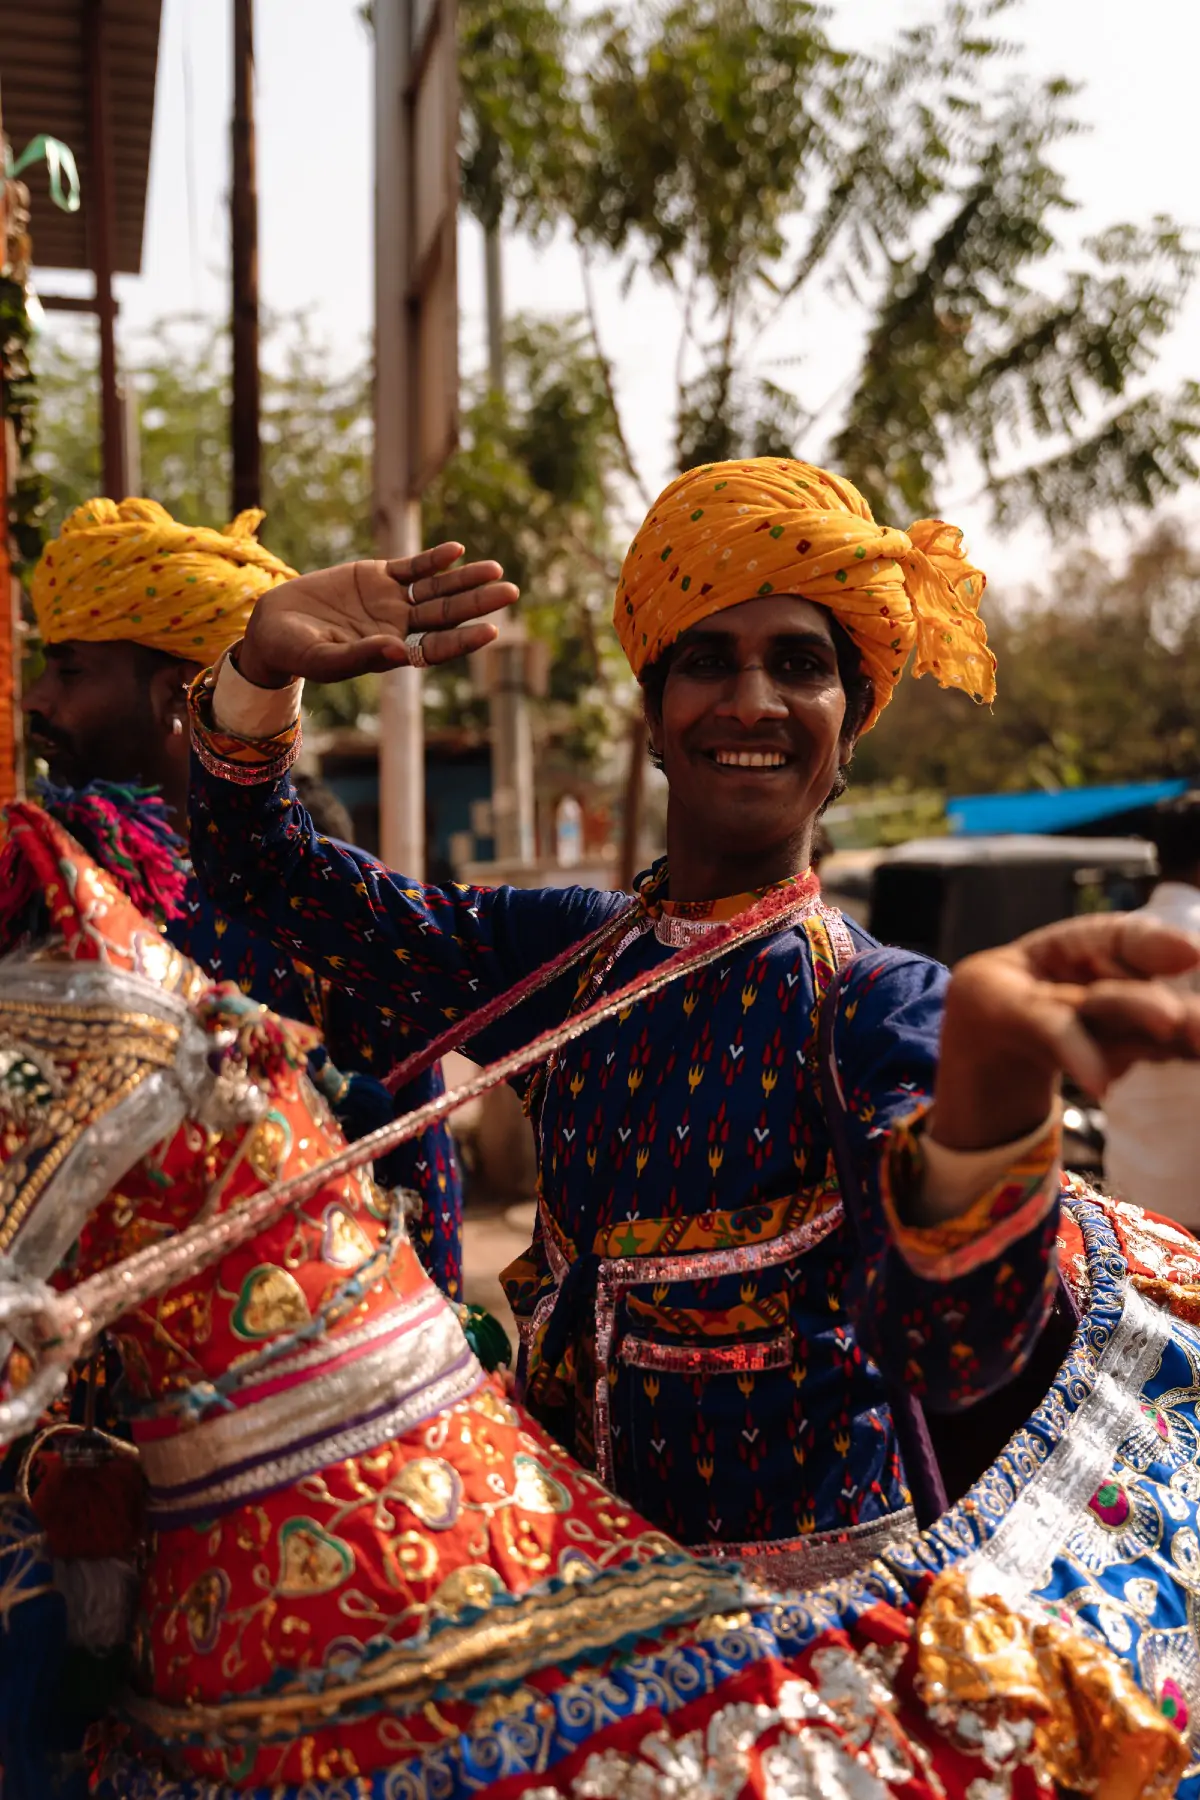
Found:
[404,631,428,669]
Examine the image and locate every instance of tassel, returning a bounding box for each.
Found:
[30,1451,145,1562]
[455,1303,514,1372]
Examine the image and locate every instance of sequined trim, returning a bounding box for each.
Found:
[589,1205,845,1487]
[700,1506,918,1590]
[882,1114,1062,1283]
[123,1558,738,1741]
[619,1327,793,1373]
[968,1280,1174,1602]
[143,1304,482,1523]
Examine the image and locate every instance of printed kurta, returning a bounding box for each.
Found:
[188,696,1062,1553]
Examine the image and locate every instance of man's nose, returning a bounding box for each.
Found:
[21,671,49,715]
[717,663,788,728]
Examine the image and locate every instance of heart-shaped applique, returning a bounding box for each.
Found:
[184,1567,230,1654]
[511,1453,571,1515]
[392,1456,463,1530]
[321,1204,376,1269]
[231,1264,311,1339]
[277,1518,355,1595]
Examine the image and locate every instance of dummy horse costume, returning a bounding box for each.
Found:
[0,802,1198,1799]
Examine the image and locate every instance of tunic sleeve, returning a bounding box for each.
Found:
[828,950,1061,1412]
[186,679,627,1062]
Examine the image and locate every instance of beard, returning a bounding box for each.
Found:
[26,714,85,784]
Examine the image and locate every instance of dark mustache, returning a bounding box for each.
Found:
[26,713,76,755]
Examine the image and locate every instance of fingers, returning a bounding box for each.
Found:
[1021,912,1200,984]
[420,620,503,664]
[384,542,465,586]
[1037,980,1200,1097]
[408,576,520,632]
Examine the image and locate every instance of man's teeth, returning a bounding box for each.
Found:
[713,750,787,768]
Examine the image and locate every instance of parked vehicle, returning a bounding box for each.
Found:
[867,832,1155,966]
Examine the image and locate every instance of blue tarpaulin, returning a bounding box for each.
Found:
[946,779,1193,837]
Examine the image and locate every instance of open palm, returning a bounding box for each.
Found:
[238,542,519,686]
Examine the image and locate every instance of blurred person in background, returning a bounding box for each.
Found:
[1104,795,1200,1233]
[23,498,464,1295]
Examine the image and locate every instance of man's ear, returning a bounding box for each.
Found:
[643,692,664,762]
[148,659,202,739]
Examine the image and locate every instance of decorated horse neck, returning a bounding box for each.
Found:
[0,803,480,1525]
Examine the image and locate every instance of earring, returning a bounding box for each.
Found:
[171,716,184,737]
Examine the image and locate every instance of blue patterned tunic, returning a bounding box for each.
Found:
[189,702,1062,1558]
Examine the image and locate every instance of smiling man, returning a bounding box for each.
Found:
[184,456,1200,1577]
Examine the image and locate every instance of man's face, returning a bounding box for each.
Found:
[23,641,170,789]
[648,596,853,864]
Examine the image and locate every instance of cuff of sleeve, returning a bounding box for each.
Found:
[882,1105,1061,1282]
[215,647,303,736]
[188,657,303,786]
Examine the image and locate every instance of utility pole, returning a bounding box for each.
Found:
[484,220,504,394]
[374,0,425,875]
[480,209,536,868]
[84,0,127,496]
[231,0,261,515]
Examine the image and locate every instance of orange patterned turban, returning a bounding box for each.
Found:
[614,458,995,731]
[30,497,298,665]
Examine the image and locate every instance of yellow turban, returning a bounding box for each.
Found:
[30,497,298,665]
[613,458,995,731]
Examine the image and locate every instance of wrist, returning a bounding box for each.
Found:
[231,636,295,692]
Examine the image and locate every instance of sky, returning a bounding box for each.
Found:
[31,0,1200,595]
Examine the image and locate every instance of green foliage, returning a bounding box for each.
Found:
[27,309,626,756]
[458,0,580,233]
[467,0,1199,533]
[854,522,1200,795]
[0,277,53,574]
[422,315,628,762]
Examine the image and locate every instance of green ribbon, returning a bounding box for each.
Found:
[5,135,81,213]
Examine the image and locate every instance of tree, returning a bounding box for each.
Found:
[28,310,626,750]
[471,0,1200,533]
[853,521,1200,796]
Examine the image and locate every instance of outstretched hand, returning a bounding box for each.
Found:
[236,542,520,687]
[935,911,1200,1152]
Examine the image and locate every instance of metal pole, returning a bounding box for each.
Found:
[231,0,262,514]
[491,637,535,865]
[484,223,504,394]
[84,0,127,496]
[374,0,425,876]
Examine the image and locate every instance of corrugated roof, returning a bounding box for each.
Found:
[0,0,162,274]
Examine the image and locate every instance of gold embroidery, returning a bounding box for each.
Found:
[231,1265,311,1339]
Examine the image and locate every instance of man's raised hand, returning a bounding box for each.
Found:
[235,543,519,688]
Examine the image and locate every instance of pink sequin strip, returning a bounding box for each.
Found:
[618,1329,793,1374]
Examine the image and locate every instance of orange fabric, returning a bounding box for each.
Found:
[614,457,995,729]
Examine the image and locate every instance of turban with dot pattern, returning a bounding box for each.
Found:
[614,458,995,731]
[30,498,298,665]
